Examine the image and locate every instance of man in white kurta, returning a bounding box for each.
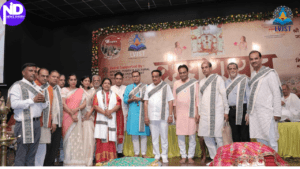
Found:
[9,63,48,166]
[34,68,52,166]
[90,75,102,96]
[246,51,282,152]
[280,84,300,122]
[198,61,229,162]
[111,72,128,157]
[144,70,174,163]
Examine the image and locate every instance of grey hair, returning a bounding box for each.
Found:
[227,62,238,69]
[282,84,290,90]
[92,75,101,81]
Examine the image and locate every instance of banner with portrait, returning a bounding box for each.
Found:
[94,17,300,97]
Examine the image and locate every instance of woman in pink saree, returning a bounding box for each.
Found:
[61,74,86,166]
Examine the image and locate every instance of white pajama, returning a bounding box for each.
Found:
[178,134,196,158]
[132,135,147,155]
[256,117,278,152]
[149,120,168,159]
[203,137,223,160]
[35,143,46,166]
[117,142,124,154]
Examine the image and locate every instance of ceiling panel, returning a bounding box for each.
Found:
[17,0,219,22]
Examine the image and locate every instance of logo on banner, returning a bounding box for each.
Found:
[0,0,26,26]
[101,35,121,60]
[128,34,146,58]
[273,6,293,32]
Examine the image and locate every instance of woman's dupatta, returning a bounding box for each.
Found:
[62,88,84,139]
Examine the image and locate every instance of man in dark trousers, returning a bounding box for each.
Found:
[44,70,64,166]
[9,63,47,166]
[225,62,250,142]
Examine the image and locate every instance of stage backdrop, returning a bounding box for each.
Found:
[92,17,300,96]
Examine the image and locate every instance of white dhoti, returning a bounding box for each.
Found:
[35,127,51,166]
[280,108,292,122]
[117,142,124,154]
[35,144,46,166]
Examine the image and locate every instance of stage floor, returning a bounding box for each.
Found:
[3,148,300,166]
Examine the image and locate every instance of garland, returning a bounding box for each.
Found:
[91,7,299,75]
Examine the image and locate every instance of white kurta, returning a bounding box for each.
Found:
[281,93,300,122]
[249,71,281,141]
[198,74,229,137]
[143,81,174,121]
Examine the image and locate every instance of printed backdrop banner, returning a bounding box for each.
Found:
[96,18,300,96]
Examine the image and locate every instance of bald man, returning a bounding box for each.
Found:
[198,61,229,165]
[281,84,300,122]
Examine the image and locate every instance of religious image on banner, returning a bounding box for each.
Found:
[101,35,121,59]
[128,34,146,51]
[234,36,248,50]
[174,41,187,56]
[191,24,224,57]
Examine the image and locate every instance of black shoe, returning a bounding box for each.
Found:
[117,153,125,158]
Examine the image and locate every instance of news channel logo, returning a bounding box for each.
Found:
[0,0,26,26]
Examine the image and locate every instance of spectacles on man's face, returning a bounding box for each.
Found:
[133,76,140,78]
[228,68,237,71]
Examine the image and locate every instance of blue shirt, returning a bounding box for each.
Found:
[225,74,250,106]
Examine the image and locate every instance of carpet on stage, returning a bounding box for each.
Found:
[96,157,161,166]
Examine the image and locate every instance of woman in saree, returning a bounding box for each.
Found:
[80,75,95,166]
[61,74,86,166]
[93,78,124,164]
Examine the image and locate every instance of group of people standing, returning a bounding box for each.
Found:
[9,50,286,166]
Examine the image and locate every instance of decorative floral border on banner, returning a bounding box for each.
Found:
[91,8,299,75]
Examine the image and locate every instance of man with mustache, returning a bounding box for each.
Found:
[246,50,282,152]
[225,62,250,142]
[44,70,64,166]
[172,64,204,164]
[144,70,174,163]
[34,68,53,166]
[9,63,47,166]
[58,74,66,88]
